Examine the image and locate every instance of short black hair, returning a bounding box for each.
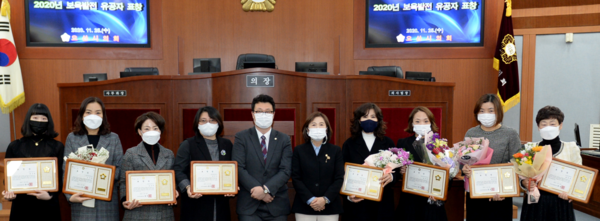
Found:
[193,106,224,137]
[134,112,166,133]
[536,106,564,126]
[251,94,275,112]
[21,103,59,138]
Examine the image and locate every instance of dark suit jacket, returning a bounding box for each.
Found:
[232,127,292,217]
[395,136,448,221]
[119,142,175,221]
[341,135,398,221]
[174,135,234,221]
[291,142,344,215]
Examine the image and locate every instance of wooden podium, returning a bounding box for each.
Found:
[58,68,461,221]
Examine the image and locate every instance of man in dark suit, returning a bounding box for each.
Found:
[233,94,292,221]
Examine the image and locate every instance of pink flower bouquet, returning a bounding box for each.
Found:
[364,148,414,174]
[454,137,494,191]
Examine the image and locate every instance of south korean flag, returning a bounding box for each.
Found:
[0,0,25,114]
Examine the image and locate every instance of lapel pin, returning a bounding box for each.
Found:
[221,150,226,156]
[274,137,277,141]
[325,154,330,163]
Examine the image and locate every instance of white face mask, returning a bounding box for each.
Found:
[477,114,496,127]
[198,123,219,137]
[142,131,161,145]
[254,113,274,129]
[308,128,327,143]
[540,126,560,140]
[413,124,431,136]
[83,115,103,130]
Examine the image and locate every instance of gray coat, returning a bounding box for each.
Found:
[62,132,124,221]
[119,142,175,221]
[232,128,293,217]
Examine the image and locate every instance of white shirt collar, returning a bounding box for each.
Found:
[256,127,272,148]
[362,131,376,151]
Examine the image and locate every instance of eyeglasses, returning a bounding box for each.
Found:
[253,111,274,115]
[199,119,217,124]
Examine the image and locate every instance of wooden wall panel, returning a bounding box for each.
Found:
[353,59,496,143]
[13,0,500,149]
[513,0,600,9]
[513,4,600,18]
[514,13,600,29]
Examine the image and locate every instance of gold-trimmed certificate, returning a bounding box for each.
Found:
[126,170,176,205]
[469,163,520,199]
[340,163,384,202]
[4,157,59,193]
[402,162,450,201]
[190,161,238,195]
[539,158,598,203]
[63,159,116,201]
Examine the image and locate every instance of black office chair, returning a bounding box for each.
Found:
[124,67,160,75]
[83,73,107,82]
[367,66,403,78]
[236,54,276,70]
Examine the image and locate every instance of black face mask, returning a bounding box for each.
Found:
[30,121,48,135]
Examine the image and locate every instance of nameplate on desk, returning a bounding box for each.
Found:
[246,75,275,87]
[103,90,127,97]
[389,90,411,96]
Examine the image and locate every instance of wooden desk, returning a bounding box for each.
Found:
[58,68,456,221]
[573,153,600,218]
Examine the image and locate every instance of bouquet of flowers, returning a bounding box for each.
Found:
[64,144,110,207]
[454,137,494,191]
[510,143,552,204]
[64,145,110,164]
[364,148,414,174]
[421,132,459,178]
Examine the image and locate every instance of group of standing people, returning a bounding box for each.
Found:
[2,93,582,221]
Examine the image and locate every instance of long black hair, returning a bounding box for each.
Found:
[21,103,59,138]
[72,97,111,135]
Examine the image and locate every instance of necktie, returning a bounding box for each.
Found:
[261,135,267,163]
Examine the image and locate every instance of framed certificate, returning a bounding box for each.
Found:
[190,161,238,195]
[469,163,520,199]
[4,157,59,193]
[340,163,384,202]
[126,170,177,205]
[63,159,116,201]
[539,158,598,203]
[402,162,450,201]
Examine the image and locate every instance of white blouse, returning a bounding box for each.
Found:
[528,141,582,165]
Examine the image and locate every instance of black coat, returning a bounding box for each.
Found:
[174,136,234,221]
[291,142,344,215]
[341,135,398,221]
[5,135,64,221]
[395,136,447,221]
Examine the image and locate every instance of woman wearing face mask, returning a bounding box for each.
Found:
[173,106,235,221]
[394,106,447,221]
[2,104,63,221]
[461,94,521,221]
[341,103,397,221]
[291,112,344,221]
[519,106,581,221]
[119,112,178,220]
[63,97,124,221]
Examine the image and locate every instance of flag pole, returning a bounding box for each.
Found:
[11,110,16,140]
